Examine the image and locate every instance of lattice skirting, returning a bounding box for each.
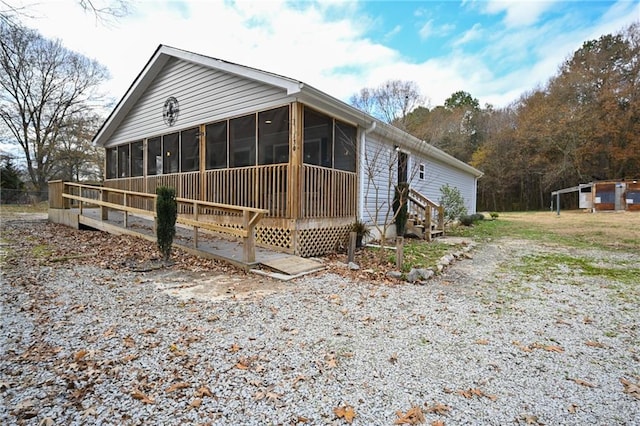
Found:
[256,226,292,251]
[296,225,351,258]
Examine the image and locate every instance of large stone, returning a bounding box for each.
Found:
[386,271,403,279]
[348,262,360,270]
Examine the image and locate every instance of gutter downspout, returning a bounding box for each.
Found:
[359,120,377,221]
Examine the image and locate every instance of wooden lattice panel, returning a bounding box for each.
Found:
[297,225,351,257]
[257,226,292,251]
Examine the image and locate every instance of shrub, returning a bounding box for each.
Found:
[460,215,474,226]
[439,184,467,225]
[490,212,499,219]
[156,186,177,262]
[471,213,485,222]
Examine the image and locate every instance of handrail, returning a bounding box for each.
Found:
[56,181,267,263]
[407,188,445,241]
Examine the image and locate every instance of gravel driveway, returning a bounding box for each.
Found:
[1,218,638,425]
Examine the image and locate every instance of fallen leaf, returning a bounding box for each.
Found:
[333,405,356,423]
[518,413,543,425]
[475,339,489,345]
[189,398,202,408]
[195,385,213,398]
[103,327,116,338]
[73,349,88,361]
[389,353,398,364]
[620,378,640,399]
[395,405,425,424]
[425,402,451,415]
[131,389,154,404]
[165,382,190,393]
[570,378,596,388]
[567,404,578,413]
[123,336,135,348]
[585,340,605,348]
[229,343,241,353]
[431,421,445,426]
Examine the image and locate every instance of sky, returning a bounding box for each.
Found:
[12,0,640,110]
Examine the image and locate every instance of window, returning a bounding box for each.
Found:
[303,108,332,167]
[230,114,256,167]
[106,148,117,179]
[147,137,161,175]
[131,141,144,177]
[117,144,130,177]
[419,164,425,180]
[180,127,200,172]
[334,120,356,172]
[206,121,227,169]
[258,106,289,165]
[163,132,179,174]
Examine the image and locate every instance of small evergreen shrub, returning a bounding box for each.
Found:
[439,184,467,225]
[393,182,409,236]
[460,215,474,226]
[156,186,177,262]
[471,213,485,222]
[490,212,499,219]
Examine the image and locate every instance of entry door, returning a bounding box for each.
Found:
[397,151,408,184]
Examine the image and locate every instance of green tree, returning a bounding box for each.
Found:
[156,186,177,262]
[0,156,24,203]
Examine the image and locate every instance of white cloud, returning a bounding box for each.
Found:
[453,23,483,46]
[13,0,640,115]
[483,0,559,27]
[419,19,434,39]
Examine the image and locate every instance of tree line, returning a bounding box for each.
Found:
[1,7,638,212]
[353,23,640,212]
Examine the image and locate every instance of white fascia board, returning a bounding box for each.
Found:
[162,46,303,95]
[93,47,170,146]
[372,121,484,178]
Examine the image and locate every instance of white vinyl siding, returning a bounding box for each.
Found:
[106,58,290,146]
[409,156,478,214]
[360,135,477,225]
[361,136,397,226]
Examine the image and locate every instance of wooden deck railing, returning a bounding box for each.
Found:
[407,188,444,241]
[51,181,267,263]
[301,165,357,218]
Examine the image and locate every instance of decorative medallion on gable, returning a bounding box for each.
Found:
[163,96,179,126]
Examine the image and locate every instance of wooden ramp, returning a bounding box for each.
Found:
[252,256,325,281]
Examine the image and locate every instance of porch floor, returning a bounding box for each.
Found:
[64,207,324,279]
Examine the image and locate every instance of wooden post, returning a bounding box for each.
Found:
[101,188,109,220]
[123,193,128,228]
[396,236,404,270]
[425,206,432,241]
[193,200,199,248]
[243,210,256,264]
[347,231,357,263]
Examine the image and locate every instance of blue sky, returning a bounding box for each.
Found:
[16,0,640,109]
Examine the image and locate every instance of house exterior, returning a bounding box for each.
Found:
[93,45,483,257]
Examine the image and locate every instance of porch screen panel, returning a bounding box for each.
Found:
[258,106,289,165]
[334,120,356,172]
[147,137,161,175]
[180,127,200,172]
[117,144,130,178]
[131,141,144,177]
[163,132,179,174]
[206,122,227,169]
[303,108,332,168]
[106,148,117,179]
[230,114,256,168]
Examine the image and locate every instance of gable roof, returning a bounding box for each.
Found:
[93,44,482,178]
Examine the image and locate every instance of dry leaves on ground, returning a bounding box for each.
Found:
[395,405,425,424]
[333,405,356,423]
[620,378,640,399]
